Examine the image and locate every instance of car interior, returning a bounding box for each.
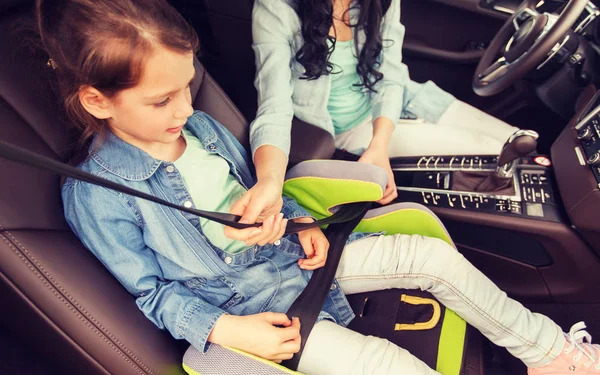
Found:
[2,0,600,374]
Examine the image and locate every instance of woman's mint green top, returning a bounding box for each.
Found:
[327,39,372,134]
[250,0,456,158]
[175,129,248,254]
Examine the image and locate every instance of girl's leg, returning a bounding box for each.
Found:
[336,234,565,368]
[297,320,440,375]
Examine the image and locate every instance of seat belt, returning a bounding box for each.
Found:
[0,140,372,370]
[0,140,368,233]
[282,204,369,370]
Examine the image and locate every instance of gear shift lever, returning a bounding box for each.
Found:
[495,130,539,178]
[452,129,539,194]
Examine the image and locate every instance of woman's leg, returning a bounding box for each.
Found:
[297,320,440,375]
[335,234,565,368]
[334,101,519,157]
[436,100,519,143]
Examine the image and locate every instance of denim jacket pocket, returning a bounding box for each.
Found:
[185,277,244,310]
[220,293,244,310]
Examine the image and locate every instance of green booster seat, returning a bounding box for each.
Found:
[183,160,484,375]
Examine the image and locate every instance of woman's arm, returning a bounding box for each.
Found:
[370,0,409,125]
[232,0,299,225]
[236,144,288,224]
[357,0,406,204]
[358,116,398,204]
[250,0,297,161]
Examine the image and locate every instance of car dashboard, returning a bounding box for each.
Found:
[551,88,600,254]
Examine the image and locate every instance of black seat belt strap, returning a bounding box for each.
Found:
[0,141,366,233]
[283,203,370,371]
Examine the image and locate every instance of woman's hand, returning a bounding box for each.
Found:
[236,176,284,225]
[208,313,301,363]
[359,117,398,205]
[358,147,398,205]
[294,217,330,270]
[224,181,288,245]
[224,145,290,245]
[240,144,288,225]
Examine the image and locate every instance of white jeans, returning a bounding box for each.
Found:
[334,100,520,157]
[297,234,565,375]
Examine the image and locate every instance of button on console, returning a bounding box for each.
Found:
[578,127,594,142]
[588,152,600,166]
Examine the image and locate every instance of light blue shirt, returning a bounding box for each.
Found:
[62,111,375,354]
[327,39,372,134]
[250,0,456,158]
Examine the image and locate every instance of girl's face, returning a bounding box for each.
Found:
[104,47,196,153]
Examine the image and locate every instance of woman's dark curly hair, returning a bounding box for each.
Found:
[291,0,392,92]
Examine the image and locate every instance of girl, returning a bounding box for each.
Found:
[243,0,527,216]
[44,0,598,374]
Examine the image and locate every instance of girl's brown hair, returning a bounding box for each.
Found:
[36,0,200,144]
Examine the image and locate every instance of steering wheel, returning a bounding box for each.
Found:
[473,0,589,96]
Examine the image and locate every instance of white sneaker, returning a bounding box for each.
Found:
[528,322,600,374]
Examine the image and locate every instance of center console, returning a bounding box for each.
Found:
[391,154,563,222]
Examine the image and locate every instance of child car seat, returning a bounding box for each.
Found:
[182,160,484,375]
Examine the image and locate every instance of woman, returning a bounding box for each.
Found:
[239,0,522,221]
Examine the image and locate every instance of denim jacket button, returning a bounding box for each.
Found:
[330,283,337,290]
[224,256,232,264]
[274,240,281,246]
[165,165,175,173]
[183,201,193,208]
[253,247,258,254]
[208,144,216,151]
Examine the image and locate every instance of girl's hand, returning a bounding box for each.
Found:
[224,211,288,247]
[294,218,330,270]
[224,178,288,246]
[209,313,301,362]
[358,147,398,205]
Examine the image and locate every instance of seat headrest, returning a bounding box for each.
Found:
[0,6,249,231]
[0,11,73,160]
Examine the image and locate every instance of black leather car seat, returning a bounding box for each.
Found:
[199,0,256,122]
[0,3,285,374]
[0,6,250,375]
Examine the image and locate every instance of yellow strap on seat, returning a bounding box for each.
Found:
[395,294,441,331]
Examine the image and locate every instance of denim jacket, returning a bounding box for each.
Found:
[250,0,456,158]
[62,111,363,353]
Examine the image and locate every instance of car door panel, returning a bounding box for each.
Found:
[401,0,509,105]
